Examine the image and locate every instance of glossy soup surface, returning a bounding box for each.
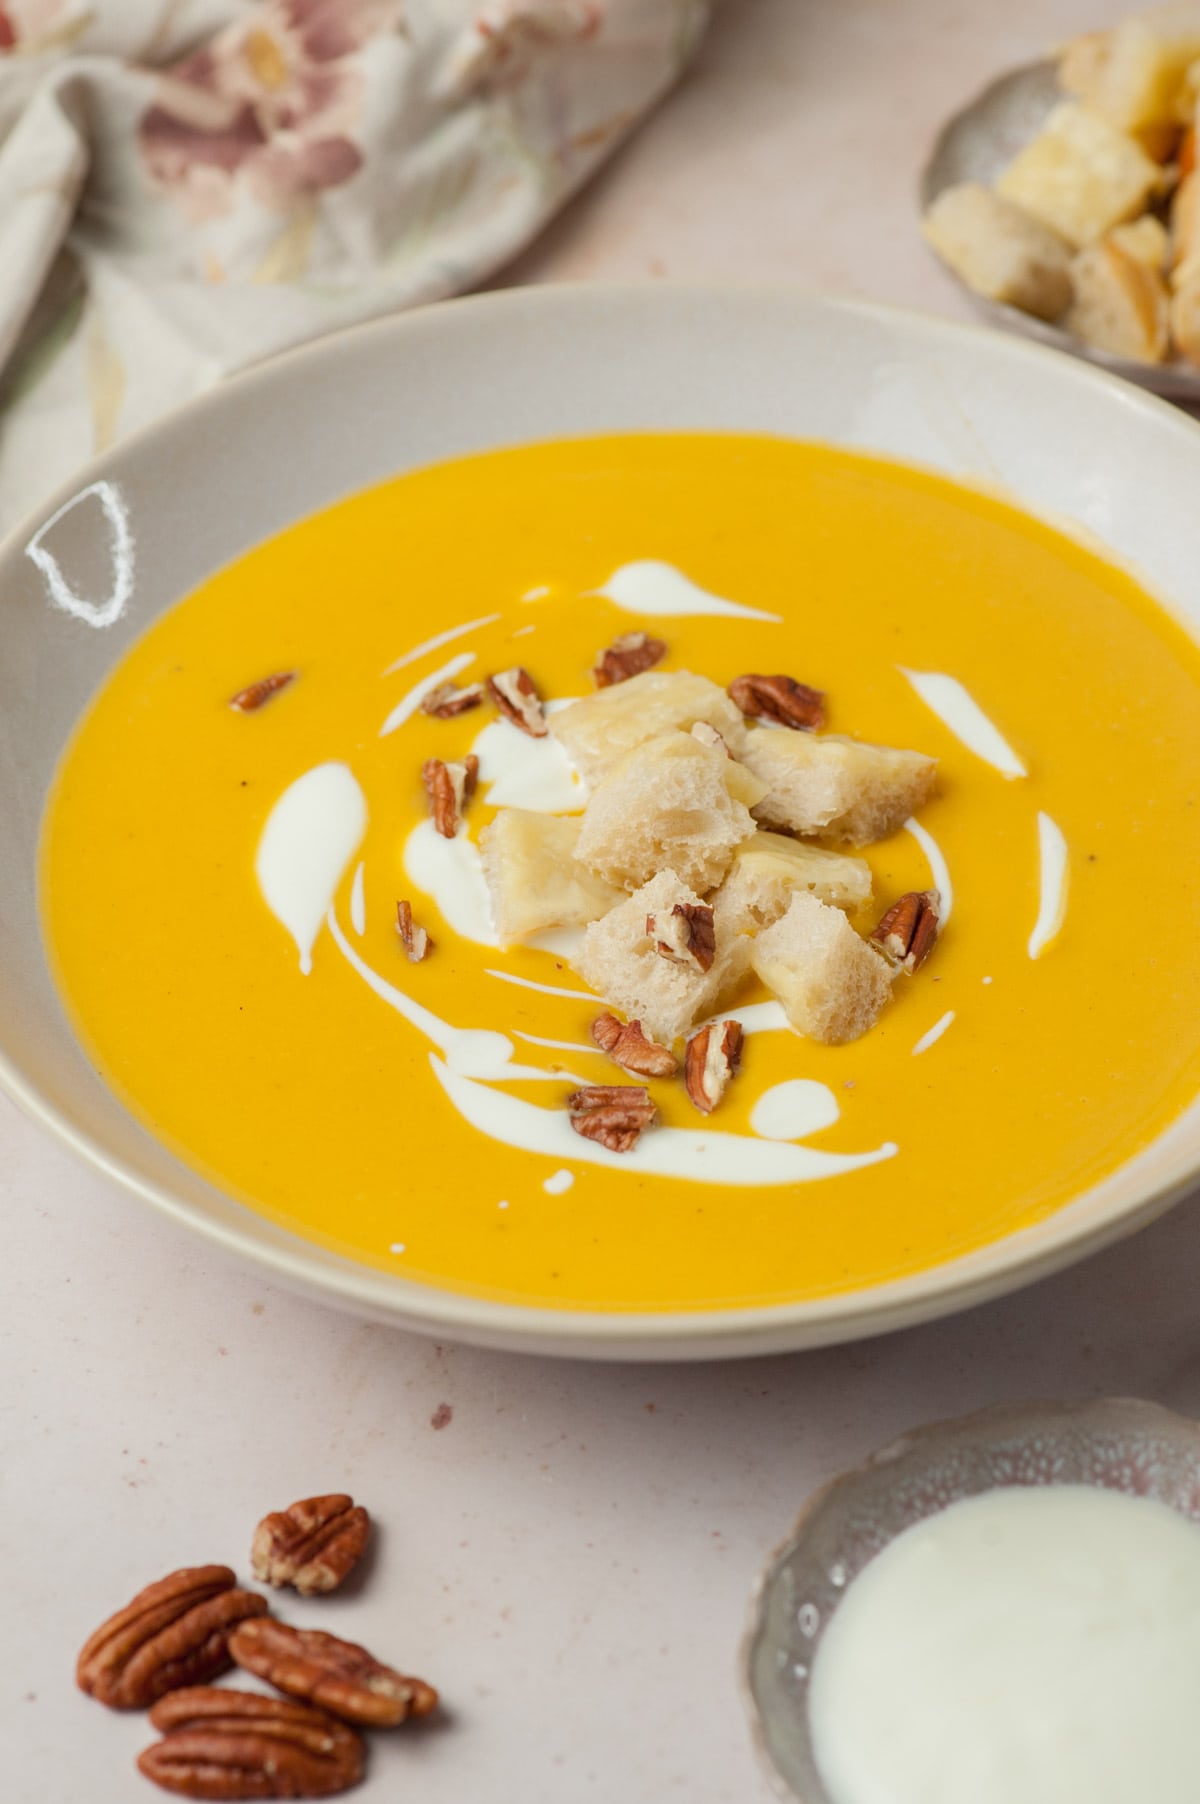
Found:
[39,435,1200,1311]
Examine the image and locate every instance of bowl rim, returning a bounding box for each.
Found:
[739,1393,1200,1800]
[8,281,1200,1358]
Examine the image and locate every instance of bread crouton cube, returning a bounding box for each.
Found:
[922,184,1073,320]
[480,809,623,942]
[574,870,750,1045]
[1066,237,1170,360]
[1171,168,1200,280]
[1109,213,1169,269]
[739,730,936,846]
[996,102,1161,248]
[750,892,893,1045]
[549,669,747,786]
[574,730,766,893]
[716,832,872,936]
[1059,9,1200,132]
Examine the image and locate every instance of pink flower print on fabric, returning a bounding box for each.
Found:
[138,0,405,220]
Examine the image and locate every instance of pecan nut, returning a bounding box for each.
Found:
[422,754,478,838]
[395,900,433,963]
[566,1084,657,1153]
[647,901,716,974]
[684,1020,744,1114]
[420,679,485,719]
[727,673,825,731]
[591,1014,678,1078]
[229,672,295,713]
[251,1495,370,1597]
[870,889,940,973]
[138,1687,364,1799]
[77,1566,268,1710]
[592,631,667,688]
[487,666,548,737]
[230,1618,437,1729]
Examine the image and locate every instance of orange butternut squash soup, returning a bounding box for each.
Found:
[39,435,1200,1311]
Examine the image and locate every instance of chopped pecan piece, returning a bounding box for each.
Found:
[684,1020,744,1115]
[592,631,667,688]
[591,1013,678,1078]
[870,889,940,973]
[77,1566,268,1710]
[487,666,548,737]
[422,754,479,838]
[139,1687,364,1799]
[647,901,716,974]
[566,1084,657,1153]
[230,1618,437,1730]
[420,679,485,719]
[229,671,295,713]
[395,900,433,963]
[690,721,730,755]
[728,672,825,731]
[251,1495,370,1597]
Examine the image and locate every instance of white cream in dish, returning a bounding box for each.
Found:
[808,1484,1200,1804]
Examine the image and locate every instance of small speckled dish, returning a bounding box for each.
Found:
[743,1396,1200,1801]
[921,60,1200,405]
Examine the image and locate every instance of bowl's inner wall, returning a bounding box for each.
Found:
[5,288,1200,1339]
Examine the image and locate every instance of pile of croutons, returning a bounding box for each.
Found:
[924,3,1200,365]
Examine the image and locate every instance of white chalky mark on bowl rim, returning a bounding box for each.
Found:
[26,479,135,629]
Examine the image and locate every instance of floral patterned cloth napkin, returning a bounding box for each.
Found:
[0,0,707,526]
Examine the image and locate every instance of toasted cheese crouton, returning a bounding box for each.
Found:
[1171,168,1200,278]
[1170,268,1200,358]
[750,892,893,1046]
[574,730,765,893]
[480,809,622,943]
[1059,7,1200,131]
[922,184,1073,320]
[1109,213,1170,267]
[549,669,747,786]
[574,870,750,1045]
[739,730,936,847]
[1066,237,1171,359]
[715,832,872,936]
[996,102,1162,247]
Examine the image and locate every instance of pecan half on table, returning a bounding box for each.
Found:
[251,1495,370,1597]
[727,672,826,731]
[77,1566,268,1710]
[138,1687,364,1799]
[230,1618,437,1729]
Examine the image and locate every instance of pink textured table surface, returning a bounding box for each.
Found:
[7,4,1200,1801]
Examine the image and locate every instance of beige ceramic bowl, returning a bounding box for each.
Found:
[743,1396,1200,1799]
[5,286,1200,1358]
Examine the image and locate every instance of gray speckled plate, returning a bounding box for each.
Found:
[744,1396,1200,1800]
[921,59,1200,406]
